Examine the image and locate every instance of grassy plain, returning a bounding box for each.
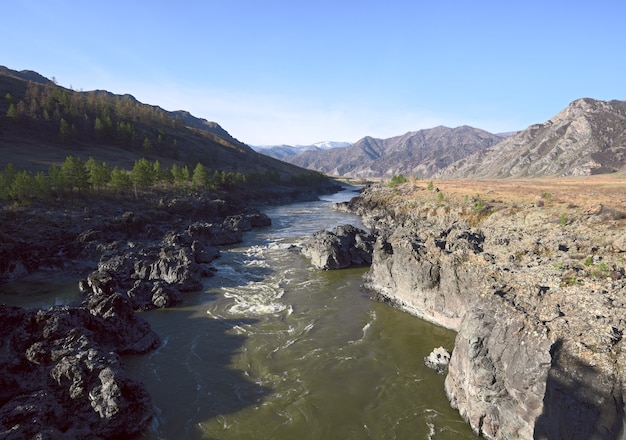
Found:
[344,173,626,227]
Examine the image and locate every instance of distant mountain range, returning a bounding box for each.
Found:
[3,66,624,180]
[282,126,506,178]
[274,98,626,179]
[252,141,351,160]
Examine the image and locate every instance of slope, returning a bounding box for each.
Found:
[439,98,626,178]
[0,66,322,183]
[284,126,504,178]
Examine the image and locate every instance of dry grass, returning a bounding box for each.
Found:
[423,174,626,212]
[344,173,626,227]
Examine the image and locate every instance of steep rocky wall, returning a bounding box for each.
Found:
[342,184,626,439]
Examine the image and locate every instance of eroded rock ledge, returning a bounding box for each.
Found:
[339,182,626,440]
[0,195,273,439]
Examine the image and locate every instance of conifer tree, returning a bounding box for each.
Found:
[192,163,210,188]
[110,166,132,192]
[130,158,155,190]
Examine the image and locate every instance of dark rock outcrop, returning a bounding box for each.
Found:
[300,224,374,270]
[80,211,272,311]
[0,295,159,439]
[0,199,274,438]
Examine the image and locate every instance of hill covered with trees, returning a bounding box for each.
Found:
[0,66,333,202]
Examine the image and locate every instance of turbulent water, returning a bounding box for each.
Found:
[1,187,476,439]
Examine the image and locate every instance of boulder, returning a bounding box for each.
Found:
[301,224,374,270]
[424,346,452,373]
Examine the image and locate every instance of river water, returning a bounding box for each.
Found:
[1,187,476,439]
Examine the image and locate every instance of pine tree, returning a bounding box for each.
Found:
[6,103,18,121]
[192,163,210,188]
[61,156,89,192]
[59,118,73,144]
[9,171,34,202]
[85,157,111,190]
[110,166,132,192]
[130,158,155,190]
[48,164,66,196]
[0,163,17,199]
[33,171,52,200]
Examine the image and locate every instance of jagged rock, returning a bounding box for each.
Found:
[244,209,272,227]
[187,221,243,246]
[424,346,452,373]
[0,300,158,440]
[301,224,374,270]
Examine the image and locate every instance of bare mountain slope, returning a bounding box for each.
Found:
[439,98,626,178]
[284,126,504,178]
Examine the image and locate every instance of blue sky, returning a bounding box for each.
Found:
[3,1,625,145]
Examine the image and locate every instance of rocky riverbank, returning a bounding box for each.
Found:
[0,185,337,439]
[337,178,626,440]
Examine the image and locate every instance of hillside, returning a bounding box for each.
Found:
[0,66,324,184]
[439,98,626,178]
[284,126,505,178]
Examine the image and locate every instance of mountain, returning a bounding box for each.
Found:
[0,66,326,184]
[283,126,505,178]
[253,141,351,160]
[438,98,626,178]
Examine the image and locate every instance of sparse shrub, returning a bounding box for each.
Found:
[558,213,568,226]
[543,192,552,199]
[583,256,594,266]
[473,198,485,212]
[592,261,610,279]
[427,181,434,191]
[437,191,444,202]
[561,275,579,287]
[388,174,408,187]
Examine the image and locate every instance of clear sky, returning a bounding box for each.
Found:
[3,1,625,145]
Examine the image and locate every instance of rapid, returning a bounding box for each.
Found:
[125,186,475,439]
[0,186,476,439]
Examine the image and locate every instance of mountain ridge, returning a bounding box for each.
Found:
[284,125,506,178]
[252,141,351,160]
[0,65,325,184]
[438,98,626,178]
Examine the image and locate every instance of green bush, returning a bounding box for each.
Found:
[389,174,408,187]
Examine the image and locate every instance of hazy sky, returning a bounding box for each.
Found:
[3,1,625,145]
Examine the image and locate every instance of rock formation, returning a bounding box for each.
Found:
[0,198,274,438]
[0,295,159,439]
[341,182,626,439]
[78,212,270,311]
[300,224,374,269]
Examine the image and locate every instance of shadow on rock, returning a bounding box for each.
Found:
[534,339,625,440]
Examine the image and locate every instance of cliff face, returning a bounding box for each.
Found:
[341,181,626,439]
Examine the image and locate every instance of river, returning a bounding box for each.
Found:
[0,186,476,439]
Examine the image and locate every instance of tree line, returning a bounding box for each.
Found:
[0,156,292,204]
[4,81,183,157]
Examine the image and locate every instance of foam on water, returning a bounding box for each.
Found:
[123,186,475,440]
